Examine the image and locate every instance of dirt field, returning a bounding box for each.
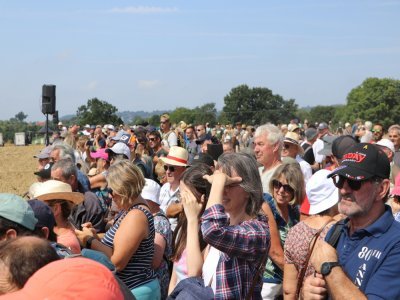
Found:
[0,144,43,196]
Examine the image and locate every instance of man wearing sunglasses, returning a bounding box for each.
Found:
[159,146,189,231]
[303,143,400,299]
[372,123,384,143]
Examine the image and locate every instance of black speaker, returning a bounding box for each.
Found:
[42,84,56,114]
[53,110,59,125]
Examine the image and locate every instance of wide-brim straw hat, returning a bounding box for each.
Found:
[34,180,84,205]
[160,146,189,167]
[284,132,304,155]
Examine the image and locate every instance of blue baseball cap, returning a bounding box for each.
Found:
[0,193,38,231]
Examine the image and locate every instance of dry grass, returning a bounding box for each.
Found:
[0,144,43,196]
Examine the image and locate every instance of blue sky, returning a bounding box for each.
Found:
[1,1,399,121]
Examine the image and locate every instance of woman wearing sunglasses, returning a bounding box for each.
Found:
[262,163,304,299]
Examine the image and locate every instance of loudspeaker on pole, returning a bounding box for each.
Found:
[42,84,56,114]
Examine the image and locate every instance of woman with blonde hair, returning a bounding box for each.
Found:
[75,160,160,299]
[262,162,303,299]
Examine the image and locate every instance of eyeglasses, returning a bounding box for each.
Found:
[272,180,294,194]
[164,165,175,172]
[372,129,382,133]
[332,175,380,191]
[149,138,156,142]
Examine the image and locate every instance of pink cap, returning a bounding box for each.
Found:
[90,148,109,161]
[392,173,400,196]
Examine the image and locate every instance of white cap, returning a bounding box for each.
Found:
[376,138,395,153]
[84,124,91,128]
[141,179,161,205]
[58,121,63,126]
[306,169,339,215]
[107,124,115,131]
[106,142,131,160]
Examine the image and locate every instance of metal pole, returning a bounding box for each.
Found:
[45,113,49,146]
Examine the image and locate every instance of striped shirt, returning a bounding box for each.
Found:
[102,204,156,289]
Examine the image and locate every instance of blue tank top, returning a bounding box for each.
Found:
[102,204,156,289]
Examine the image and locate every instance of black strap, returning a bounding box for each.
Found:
[326,222,345,248]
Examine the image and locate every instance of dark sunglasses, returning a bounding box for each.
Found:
[283,143,292,150]
[149,138,156,142]
[164,165,175,172]
[332,175,379,191]
[272,179,294,193]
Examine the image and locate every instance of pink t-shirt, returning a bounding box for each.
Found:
[57,229,81,254]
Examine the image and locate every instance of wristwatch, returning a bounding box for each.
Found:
[85,236,97,249]
[320,262,341,276]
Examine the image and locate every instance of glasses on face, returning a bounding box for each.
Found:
[332,175,380,191]
[372,129,382,133]
[272,179,294,194]
[164,165,175,172]
[149,137,156,142]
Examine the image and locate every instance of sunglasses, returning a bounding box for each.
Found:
[372,129,382,133]
[272,180,294,194]
[332,175,379,191]
[149,138,156,142]
[164,165,175,172]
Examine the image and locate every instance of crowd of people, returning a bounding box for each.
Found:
[1,113,400,299]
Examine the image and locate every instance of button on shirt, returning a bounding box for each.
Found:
[159,182,180,231]
[325,206,400,299]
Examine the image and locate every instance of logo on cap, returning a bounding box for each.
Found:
[342,152,366,163]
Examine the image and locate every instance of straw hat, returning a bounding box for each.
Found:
[284,132,304,155]
[160,146,189,167]
[34,180,84,205]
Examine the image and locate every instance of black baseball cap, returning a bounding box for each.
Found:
[331,135,357,159]
[34,162,54,179]
[328,143,390,180]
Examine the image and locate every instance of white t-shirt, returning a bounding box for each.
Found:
[312,138,325,164]
[296,155,312,183]
[259,164,281,194]
[159,182,180,231]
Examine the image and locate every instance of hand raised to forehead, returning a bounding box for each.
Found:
[203,170,242,186]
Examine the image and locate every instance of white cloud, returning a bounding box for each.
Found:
[108,6,178,14]
[137,80,159,89]
[57,50,72,60]
[86,81,98,91]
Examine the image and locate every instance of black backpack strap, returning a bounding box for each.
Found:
[326,222,345,248]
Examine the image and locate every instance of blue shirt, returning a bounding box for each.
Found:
[326,206,400,299]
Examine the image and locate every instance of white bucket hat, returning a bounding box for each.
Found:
[160,146,189,167]
[34,180,84,205]
[306,169,339,215]
[141,179,161,205]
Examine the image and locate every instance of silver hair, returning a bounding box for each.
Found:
[52,144,76,164]
[218,152,263,216]
[389,124,400,134]
[52,159,78,180]
[254,123,283,152]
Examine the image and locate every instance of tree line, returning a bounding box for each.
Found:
[1,77,399,143]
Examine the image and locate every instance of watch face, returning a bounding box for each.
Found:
[321,262,330,276]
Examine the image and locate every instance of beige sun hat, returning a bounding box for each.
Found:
[160,146,189,167]
[34,180,84,205]
[284,132,304,155]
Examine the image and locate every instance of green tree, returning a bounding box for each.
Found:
[76,98,123,126]
[193,103,217,125]
[222,85,298,125]
[170,107,195,125]
[343,77,400,127]
[14,111,28,122]
[309,105,337,125]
